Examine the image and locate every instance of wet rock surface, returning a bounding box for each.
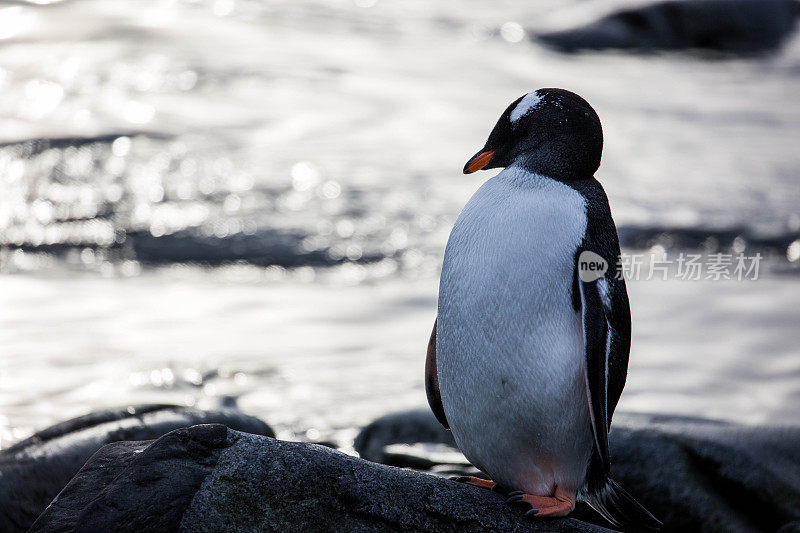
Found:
[13,409,800,532]
[31,424,608,532]
[536,0,800,54]
[354,408,456,464]
[0,405,273,532]
[607,413,800,532]
[357,410,800,532]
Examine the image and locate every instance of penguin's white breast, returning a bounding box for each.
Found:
[436,167,590,492]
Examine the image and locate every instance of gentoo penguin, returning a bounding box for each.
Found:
[425,89,661,531]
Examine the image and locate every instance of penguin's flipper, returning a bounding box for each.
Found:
[425,319,449,429]
[577,246,662,531]
[577,260,611,470]
[569,178,632,427]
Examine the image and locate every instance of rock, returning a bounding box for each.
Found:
[354,409,480,477]
[536,0,800,54]
[353,410,800,532]
[0,405,273,532]
[610,413,800,532]
[380,442,472,471]
[126,228,342,267]
[31,424,608,532]
[354,408,456,463]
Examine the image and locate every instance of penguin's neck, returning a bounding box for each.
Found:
[513,148,596,182]
[500,164,561,189]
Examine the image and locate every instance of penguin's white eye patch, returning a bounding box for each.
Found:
[509,92,543,123]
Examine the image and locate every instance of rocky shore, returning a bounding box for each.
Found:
[2,405,799,532]
[0,405,273,531]
[535,0,800,54]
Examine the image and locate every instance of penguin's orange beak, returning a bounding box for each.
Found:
[463,149,495,174]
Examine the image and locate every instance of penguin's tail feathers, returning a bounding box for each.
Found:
[585,477,662,531]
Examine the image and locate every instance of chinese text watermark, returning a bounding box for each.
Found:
[614,252,762,281]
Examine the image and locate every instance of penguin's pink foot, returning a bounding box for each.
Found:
[450,475,497,490]
[506,489,575,518]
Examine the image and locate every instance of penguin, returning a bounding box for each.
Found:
[425,88,661,531]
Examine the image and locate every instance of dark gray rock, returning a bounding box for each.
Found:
[354,409,480,477]
[537,0,800,55]
[610,413,800,532]
[354,410,800,532]
[31,424,610,532]
[354,408,456,464]
[0,405,273,532]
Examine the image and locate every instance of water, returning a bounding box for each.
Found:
[1,0,799,448]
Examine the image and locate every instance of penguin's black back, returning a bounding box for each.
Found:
[567,177,631,426]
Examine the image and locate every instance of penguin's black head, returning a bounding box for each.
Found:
[463,88,603,181]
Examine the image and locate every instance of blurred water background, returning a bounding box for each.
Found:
[1,0,799,448]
